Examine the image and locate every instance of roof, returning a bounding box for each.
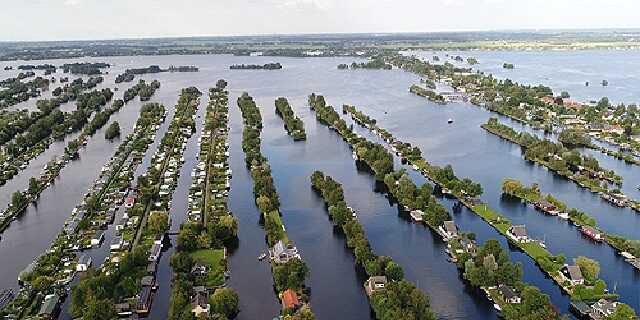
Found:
[78,254,91,265]
[509,225,527,237]
[92,230,104,239]
[282,289,299,309]
[565,265,584,281]
[498,285,517,300]
[141,276,155,287]
[192,292,208,308]
[443,221,458,234]
[536,200,555,208]
[39,294,60,315]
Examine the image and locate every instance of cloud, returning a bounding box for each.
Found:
[63,0,83,6]
[272,0,334,10]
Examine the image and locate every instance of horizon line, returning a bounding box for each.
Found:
[2,27,640,44]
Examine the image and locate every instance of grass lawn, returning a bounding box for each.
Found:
[191,249,225,287]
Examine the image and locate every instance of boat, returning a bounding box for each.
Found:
[257,253,267,261]
[447,118,454,124]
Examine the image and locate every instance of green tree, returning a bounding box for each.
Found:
[575,256,600,283]
[28,177,39,194]
[210,288,239,318]
[384,261,404,281]
[608,304,637,320]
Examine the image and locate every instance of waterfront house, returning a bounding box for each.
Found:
[281,289,301,312]
[439,221,459,240]
[409,210,424,222]
[191,262,208,279]
[76,254,92,272]
[115,302,133,317]
[580,226,604,242]
[125,196,136,208]
[507,225,529,243]
[364,276,388,297]
[458,238,477,256]
[560,264,585,286]
[191,289,210,317]
[91,230,105,246]
[154,234,164,245]
[147,261,157,275]
[589,299,618,319]
[148,243,162,262]
[38,294,60,320]
[141,275,156,288]
[110,236,125,251]
[498,285,521,304]
[570,301,591,319]
[269,240,301,264]
[534,200,557,214]
[136,286,154,315]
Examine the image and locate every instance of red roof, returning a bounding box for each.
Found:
[540,96,555,105]
[282,289,299,309]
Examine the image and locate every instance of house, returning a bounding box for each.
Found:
[136,286,154,315]
[110,236,125,251]
[269,240,301,264]
[124,196,136,208]
[534,200,557,214]
[91,231,105,246]
[364,276,388,297]
[560,264,585,286]
[191,288,210,317]
[154,234,164,245]
[281,289,301,311]
[38,294,60,320]
[590,299,619,319]
[562,98,583,109]
[76,254,92,272]
[507,225,529,243]
[409,210,423,222]
[141,275,156,288]
[580,226,604,242]
[604,125,624,135]
[539,96,556,105]
[459,238,477,256]
[498,285,521,304]
[115,302,133,316]
[191,262,208,278]
[148,243,162,262]
[439,221,459,240]
[147,261,158,275]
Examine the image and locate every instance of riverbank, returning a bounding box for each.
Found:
[238,92,315,319]
[336,101,636,317]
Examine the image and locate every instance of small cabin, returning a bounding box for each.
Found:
[498,285,521,304]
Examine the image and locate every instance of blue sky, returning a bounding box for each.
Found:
[1,0,638,41]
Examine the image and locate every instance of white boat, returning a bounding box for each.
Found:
[447,118,454,124]
[257,253,267,261]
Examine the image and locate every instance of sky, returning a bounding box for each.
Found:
[1,0,638,41]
